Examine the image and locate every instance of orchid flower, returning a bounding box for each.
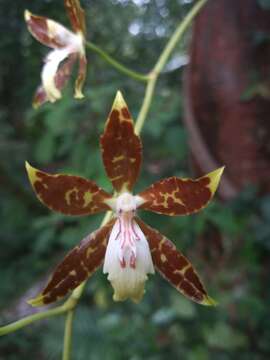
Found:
[26,91,224,306]
[24,0,87,108]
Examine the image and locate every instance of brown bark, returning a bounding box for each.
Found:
[184,0,270,200]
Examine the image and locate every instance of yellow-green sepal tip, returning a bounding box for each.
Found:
[201,295,218,307]
[27,294,45,307]
[25,161,39,185]
[112,90,127,110]
[207,166,225,195]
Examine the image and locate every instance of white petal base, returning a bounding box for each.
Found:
[103,219,154,303]
[41,33,84,103]
[42,48,70,102]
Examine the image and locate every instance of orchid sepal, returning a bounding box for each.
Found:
[138,167,224,216]
[100,91,142,193]
[25,162,112,216]
[28,219,116,306]
[136,218,217,306]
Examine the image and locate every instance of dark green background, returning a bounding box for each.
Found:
[0,0,270,359]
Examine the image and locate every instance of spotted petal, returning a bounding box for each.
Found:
[26,162,112,216]
[74,53,87,99]
[136,219,216,305]
[24,10,76,49]
[100,91,142,193]
[64,0,86,35]
[138,167,224,216]
[28,219,116,306]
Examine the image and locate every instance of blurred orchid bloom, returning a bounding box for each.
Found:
[24,0,87,108]
[26,91,224,306]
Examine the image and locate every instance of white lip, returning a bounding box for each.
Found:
[103,217,154,303]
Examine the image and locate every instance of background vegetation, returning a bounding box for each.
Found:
[0,0,270,359]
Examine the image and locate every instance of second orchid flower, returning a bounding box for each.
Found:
[25,0,87,108]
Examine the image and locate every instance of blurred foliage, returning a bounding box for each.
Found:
[258,0,270,10]
[0,0,270,359]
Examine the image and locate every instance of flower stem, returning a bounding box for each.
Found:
[135,0,207,133]
[135,74,157,135]
[85,41,149,82]
[0,305,66,336]
[62,310,74,360]
[154,0,207,75]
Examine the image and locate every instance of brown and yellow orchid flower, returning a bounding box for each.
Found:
[24,0,87,108]
[26,91,224,307]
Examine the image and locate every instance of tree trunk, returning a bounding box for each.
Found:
[184,0,270,200]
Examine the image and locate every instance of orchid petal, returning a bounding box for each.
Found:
[74,53,87,99]
[33,54,77,108]
[64,0,86,35]
[41,48,71,102]
[25,8,86,105]
[28,219,116,306]
[100,91,142,193]
[32,85,48,109]
[24,10,77,49]
[136,218,217,306]
[25,162,112,216]
[138,167,224,216]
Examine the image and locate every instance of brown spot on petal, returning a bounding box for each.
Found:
[121,107,131,119]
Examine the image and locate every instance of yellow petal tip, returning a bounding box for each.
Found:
[25,161,39,185]
[24,9,31,21]
[74,92,84,99]
[33,102,40,110]
[207,166,225,195]
[25,160,33,174]
[112,90,127,110]
[201,295,218,306]
[27,295,45,307]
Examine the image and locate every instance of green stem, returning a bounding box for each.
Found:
[135,0,207,133]
[154,0,207,74]
[85,41,149,82]
[62,311,74,360]
[0,305,66,336]
[135,74,157,135]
